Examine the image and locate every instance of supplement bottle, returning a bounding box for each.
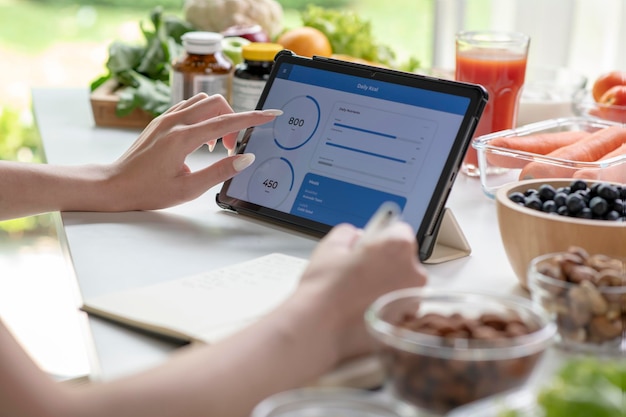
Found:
[231,42,284,113]
[171,31,233,105]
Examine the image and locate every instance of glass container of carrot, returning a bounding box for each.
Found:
[473,117,626,199]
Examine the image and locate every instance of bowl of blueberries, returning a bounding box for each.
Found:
[495,178,626,289]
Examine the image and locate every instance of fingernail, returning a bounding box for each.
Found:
[227,147,235,157]
[208,141,216,152]
[232,153,255,172]
[260,109,283,117]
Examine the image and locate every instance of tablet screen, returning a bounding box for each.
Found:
[218,53,486,256]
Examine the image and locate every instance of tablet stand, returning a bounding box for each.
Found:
[423,208,471,264]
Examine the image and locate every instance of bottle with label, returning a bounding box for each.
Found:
[231,42,284,113]
[171,31,233,105]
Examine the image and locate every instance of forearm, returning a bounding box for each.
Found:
[70,289,338,417]
[0,161,116,220]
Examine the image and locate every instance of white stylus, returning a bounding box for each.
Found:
[360,201,402,244]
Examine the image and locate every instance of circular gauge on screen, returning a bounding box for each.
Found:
[247,157,295,208]
[273,95,320,150]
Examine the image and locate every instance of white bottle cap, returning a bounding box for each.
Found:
[182,31,223,54]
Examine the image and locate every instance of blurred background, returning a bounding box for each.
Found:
[0,0,624,380]
[0,0,431,236]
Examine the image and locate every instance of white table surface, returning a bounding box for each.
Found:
[32,87,525,382]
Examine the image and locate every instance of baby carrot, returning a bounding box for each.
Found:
[486,130,589,169]
[519,125,626,180]
[573,142,626,181]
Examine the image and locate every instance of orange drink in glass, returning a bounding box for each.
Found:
[455,31,530,177]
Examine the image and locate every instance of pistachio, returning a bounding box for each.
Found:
[587,253,623,272]
[564,264,598,284]
[580,280,608,315]
[567,246,590,262]
[535,248,625,348]
[567,286,593,326]
[606,303,622,321]
[558,252,586,269]
[589,316,622,340]
[595,269,621,287]
[538,262,566,282]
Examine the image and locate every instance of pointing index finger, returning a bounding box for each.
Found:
[181,109,283,154]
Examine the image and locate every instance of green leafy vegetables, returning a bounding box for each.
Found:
[500,357,625,417]
[536,358,625,417]
[299,5,420,72]
[90,7,194,117]
[92,5,420,118]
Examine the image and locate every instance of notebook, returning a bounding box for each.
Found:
[81,253,385,388]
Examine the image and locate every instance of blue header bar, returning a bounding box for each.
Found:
[276,63,470,116]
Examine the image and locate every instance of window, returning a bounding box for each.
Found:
[432,0,625,80]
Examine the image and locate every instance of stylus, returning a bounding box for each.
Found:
[359,201,402,245]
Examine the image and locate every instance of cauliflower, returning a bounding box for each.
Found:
[183,0,284,39]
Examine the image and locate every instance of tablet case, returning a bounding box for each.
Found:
[423,208,471,264]
[218,52,485,263]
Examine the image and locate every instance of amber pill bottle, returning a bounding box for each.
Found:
[171,31,233,105]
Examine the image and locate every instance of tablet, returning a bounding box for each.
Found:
[217,51,487,261]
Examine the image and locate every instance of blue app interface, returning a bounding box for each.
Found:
[226,62,470,230]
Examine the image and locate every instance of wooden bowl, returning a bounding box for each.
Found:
[495,179,626,289]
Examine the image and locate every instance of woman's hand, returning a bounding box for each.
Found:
[139,220,429,417]
[105,93,281,211]
[293,221,428,363]
[0,93,281,220]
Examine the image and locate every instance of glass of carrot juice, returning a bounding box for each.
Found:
[455,31,530,177]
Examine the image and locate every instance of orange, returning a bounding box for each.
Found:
[276,26,332,58]
[591,70,626,102]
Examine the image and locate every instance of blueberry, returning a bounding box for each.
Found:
[570,179,588,192]
[553,192,568,207]
[524,188,538,197]
[576,207,593,219]
[524,196,543,211]
[566,193,585,214]
[538,184,557,201]
[508,192,526,204]
[597,183,619,200]
[542,200,557,213]
[589,196,609,216]
[590,182,601,196]
[557,205,569,216]
[575,189,591,203]
[605,210,621,221]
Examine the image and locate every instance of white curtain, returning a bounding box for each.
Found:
[432,0,626,81]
